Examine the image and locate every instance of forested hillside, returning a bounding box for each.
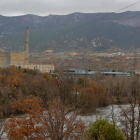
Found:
[0,12,140,52]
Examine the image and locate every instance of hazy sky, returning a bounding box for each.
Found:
[0,0,140,16]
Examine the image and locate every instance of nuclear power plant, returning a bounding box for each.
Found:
[0,28,55,73]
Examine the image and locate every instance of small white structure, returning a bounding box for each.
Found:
[13,64,55,73]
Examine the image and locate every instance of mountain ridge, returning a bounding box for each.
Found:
[0,11,140,35]
[0,11,140,52]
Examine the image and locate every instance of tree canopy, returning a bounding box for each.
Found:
[84,117,126,140]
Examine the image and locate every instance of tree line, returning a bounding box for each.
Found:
[0,66,140,139]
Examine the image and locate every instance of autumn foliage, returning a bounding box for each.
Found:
[1,66,138,139]
[0,66,110,117]
[43,98,85,140]
[5,95,85,140]
[77,81,108,113]
[5,95,45,140]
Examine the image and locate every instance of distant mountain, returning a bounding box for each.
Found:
[0,11,140,52]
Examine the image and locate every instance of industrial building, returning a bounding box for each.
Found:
[63,69,130,79]
[0,28,55,73]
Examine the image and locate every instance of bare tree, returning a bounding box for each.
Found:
[0,113,5,140]
[108,76,140,140]
[117,75,140,140]
[43,98,85,140]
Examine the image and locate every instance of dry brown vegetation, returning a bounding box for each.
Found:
[5,95,85,140]
[1,66,140,139]
[0,66,110,117]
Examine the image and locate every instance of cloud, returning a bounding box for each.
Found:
[0,0,139,16]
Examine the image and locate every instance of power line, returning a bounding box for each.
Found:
[115,1,140,13]
[68,12,140,42]
[13,1,140,53]
[62,1,140,35]
[44,1,140,49]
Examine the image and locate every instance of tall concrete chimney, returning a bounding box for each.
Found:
[25,27,29,64]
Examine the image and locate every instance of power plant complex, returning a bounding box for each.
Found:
[0,28,55,73]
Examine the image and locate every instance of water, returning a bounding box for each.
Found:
[77,104,130,127]
[1,104,130,139]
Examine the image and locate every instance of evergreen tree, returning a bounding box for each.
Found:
[84,117,126,140]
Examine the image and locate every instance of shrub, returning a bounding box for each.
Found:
[84,117,126,140]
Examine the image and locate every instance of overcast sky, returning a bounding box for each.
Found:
[0,0,140,16]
